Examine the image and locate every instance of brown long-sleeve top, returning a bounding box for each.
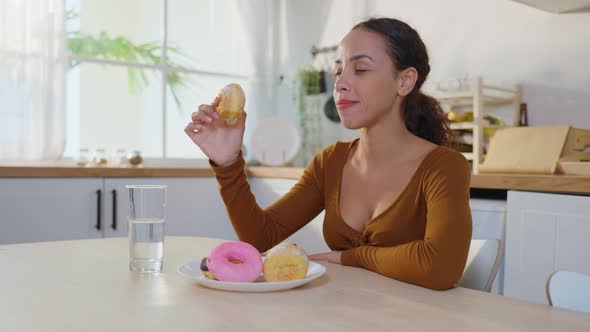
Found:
[210,139,472,290]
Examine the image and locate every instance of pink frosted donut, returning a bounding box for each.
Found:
[207,241,263,282]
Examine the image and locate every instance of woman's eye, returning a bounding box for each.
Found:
[334,68,367,76]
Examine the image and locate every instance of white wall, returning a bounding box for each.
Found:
[65,0,590,161]
[276,0,590,135]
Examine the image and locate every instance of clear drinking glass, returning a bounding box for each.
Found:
[126,185,167,273]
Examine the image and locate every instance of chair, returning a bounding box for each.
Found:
[546,270,590,313]
[458,239,504,292]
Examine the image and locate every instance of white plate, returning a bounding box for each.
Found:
[249,117,301,166]
[177,260,326,292]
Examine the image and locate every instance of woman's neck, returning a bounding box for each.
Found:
[354,108,417,167]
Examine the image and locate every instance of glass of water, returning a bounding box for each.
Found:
[126,185,167,273]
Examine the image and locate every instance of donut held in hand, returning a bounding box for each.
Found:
[215,83,245,124]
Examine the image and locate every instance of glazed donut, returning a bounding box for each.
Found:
[206,241,263,282]
[263,243,309,282]
[215,83,245,124]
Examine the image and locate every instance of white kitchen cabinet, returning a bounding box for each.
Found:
[0,177,236,244]
[504,190,590,304]
[470,198,507,294]
[470,199,506,241]
[0,178,103,245]
[103,178,236,241]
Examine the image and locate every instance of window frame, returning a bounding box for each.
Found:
[66,0,248,158]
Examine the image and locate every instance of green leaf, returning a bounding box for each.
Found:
[66,7,197,109]
[128,69,137,94]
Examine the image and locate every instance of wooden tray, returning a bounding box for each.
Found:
[557,151,590,176]
[479,126,590,175]
[557,161,590,176]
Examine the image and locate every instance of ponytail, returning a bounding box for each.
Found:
[403,92,452,146]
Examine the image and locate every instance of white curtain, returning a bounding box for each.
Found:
[237,0,275,121]
[0,0,66,160]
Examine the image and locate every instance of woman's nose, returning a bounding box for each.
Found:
[334,75,350,92]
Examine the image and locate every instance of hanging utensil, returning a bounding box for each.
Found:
[323,96,340,123]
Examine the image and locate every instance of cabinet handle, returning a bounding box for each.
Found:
[96,189,102,231]
[111,189,117,230]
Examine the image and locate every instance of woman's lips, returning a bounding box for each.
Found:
[336,100,359,110]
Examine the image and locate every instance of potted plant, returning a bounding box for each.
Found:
[66,8,193,107]
[296,67,323,165]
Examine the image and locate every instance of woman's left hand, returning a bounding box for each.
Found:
[309,251,343,264]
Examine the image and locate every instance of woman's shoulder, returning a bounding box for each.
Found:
[300,139,356,185]
[428,145,469,166]
[421,145,471,180]
[311,139,358,165]
[419,145,472,201]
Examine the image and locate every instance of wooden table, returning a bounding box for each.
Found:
[1,237,589,331]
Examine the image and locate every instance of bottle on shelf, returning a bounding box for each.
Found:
[519,103,528,127]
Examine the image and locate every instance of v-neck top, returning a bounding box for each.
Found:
[335,139,440,234]
[210,140,472,290]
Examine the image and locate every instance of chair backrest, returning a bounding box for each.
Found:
[458,239,504,292]
[546,270,590,313]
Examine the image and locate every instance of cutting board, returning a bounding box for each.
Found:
[479,126,571,174]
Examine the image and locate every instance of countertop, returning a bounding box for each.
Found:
[1,236,589,331]
[1,160,589,194]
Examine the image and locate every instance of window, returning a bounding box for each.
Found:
[65,0,252,159]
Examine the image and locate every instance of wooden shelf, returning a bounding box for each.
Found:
[436,95,515,107]
[450,122,475,130]
[450,122,506,130]
[461,152,474,160]
[482,84,519,94]
[428,76,522,174]
[434,92,473,99]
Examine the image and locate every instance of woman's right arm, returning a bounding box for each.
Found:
[185,97,326,252]
[211,151,325,252]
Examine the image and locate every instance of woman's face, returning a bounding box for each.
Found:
[334,28,401,130]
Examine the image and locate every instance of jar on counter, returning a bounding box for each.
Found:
[127,150,143,166]
[76,148,90,166]
[111,148,127,166]
[93,148,109,166]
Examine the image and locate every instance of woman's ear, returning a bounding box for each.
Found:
[396,67,418,97]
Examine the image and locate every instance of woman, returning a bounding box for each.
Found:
[184,18,472,291]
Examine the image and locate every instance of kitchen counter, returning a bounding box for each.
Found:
[1,236,589,331]
[1,161,589,194]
